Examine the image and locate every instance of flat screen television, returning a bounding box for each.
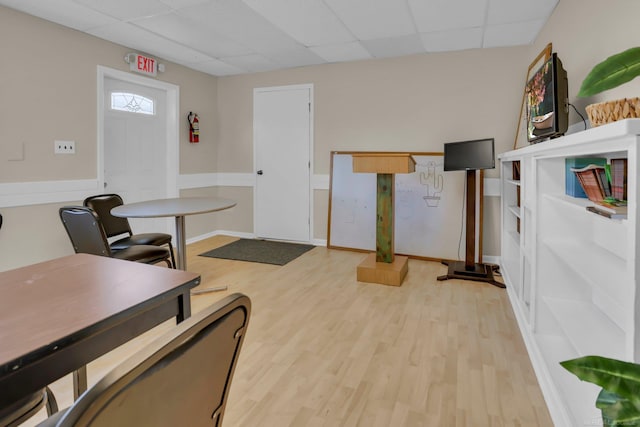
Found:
[443,138,495,171]
[526,52,569,143]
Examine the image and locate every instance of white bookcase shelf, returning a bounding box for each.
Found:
[498,119,640,427]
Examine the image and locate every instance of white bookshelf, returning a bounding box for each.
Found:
[498,119,640,426]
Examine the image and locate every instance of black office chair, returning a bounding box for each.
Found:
[36,293,251,427]
[84,194,176,268]
[0,212,59,426]
[0,388,58,427]
[59,206,173,268]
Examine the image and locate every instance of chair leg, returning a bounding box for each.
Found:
[45,387,58,415]
[167,242,176,269]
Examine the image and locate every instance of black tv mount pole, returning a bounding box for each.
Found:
[437,169,505,288]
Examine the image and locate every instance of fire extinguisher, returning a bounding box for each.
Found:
[188,111,199,143]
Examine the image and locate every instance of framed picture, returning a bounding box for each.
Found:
[513,43,553,149]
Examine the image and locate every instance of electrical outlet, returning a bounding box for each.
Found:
[54,140,75,154]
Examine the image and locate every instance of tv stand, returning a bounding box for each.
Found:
[437,260,504,288]
[437,169,505,288]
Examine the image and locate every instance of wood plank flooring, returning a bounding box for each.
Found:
[23,235,552,426]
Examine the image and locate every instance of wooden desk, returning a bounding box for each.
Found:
[0,253,200,408]
[112,197,236,271]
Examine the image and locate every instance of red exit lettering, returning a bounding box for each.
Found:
[137,56,155,73]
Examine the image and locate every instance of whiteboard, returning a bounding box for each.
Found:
[327,152,482,261]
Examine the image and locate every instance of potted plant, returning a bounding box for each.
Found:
[561,355,640,426]
[579,47,640,127]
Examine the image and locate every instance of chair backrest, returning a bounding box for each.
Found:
[83,194,132,238]
[52,293,251,427]
[59,207,112,257]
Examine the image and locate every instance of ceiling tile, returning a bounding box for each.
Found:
[134,12,252,58]
[159,0,211,10]
[488,0,559,25]
[483,19,546,48]
[0,0,560,76]
[309,42,371,63]
[185,58,245,76]
[420,27,483,52]
[178,0,326,68]
[267,48,326,69]
[72,0,171,21]
[323,0,416,40]
[361,34,424,58]
[88,22,212,64]
[222,54,280,73]
[0,0,119,31]
[242,0,353,46]
[408,0,489,33]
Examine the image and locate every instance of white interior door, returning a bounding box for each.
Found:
[103,77,169,234]
[254,86,312,242]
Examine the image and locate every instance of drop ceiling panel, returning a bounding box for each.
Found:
[421,27,483,52]
[484,20,545,48]
[185,58,244,76]
[0,0,119,31]
[408,0,489,33]
[88,22,211,64]
[242,0,353,47]
[222,54,279,73]
[159,0,211,9]
[72,0,171,21]
[361,34,424,58]
[177,1,303,58]
[323,0,416,40]
[488,0,558,25]
[134,13,252,58]
[310,42,371,63]
[0,0,558,76]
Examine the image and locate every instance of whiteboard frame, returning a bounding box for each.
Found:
[327,151,484,262]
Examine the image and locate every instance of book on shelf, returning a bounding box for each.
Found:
[571,164,607,202]
[586,205,627,220]
[565,157,606,198]
[610,158,628,200]
[595,199,627,215]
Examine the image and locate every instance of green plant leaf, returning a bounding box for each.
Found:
[598,396,640,426]
[578,47,640,97]
[560,356,640,409]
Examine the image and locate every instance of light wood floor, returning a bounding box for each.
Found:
[24,235,552,426]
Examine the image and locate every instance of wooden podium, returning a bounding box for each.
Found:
[352,153,415,286]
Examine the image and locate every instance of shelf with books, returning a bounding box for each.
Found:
[498,118,640,426]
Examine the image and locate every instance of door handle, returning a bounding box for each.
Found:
[257,170,263,175]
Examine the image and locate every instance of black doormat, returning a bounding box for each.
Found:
[199,239,315,266]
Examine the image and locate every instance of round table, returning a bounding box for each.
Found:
[111,197,236,271]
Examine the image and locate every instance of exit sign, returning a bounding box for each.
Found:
[129,53,157,77]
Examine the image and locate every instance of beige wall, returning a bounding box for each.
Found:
[218,48,529,176]
[0,6,219,270]
[217,47,531,254]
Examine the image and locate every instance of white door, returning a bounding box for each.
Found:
[103,77,168,234]
[254,86,312,242]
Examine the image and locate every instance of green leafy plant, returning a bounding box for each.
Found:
[578,47,640,97]
[561,355,640,426]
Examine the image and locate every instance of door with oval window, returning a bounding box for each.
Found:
[103,77,168,234]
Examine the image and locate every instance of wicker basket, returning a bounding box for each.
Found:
[586,97,640,127]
